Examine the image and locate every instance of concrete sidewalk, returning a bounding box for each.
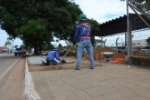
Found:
[28,56,150,100]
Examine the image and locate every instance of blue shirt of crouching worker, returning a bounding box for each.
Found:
[46,48,61,65]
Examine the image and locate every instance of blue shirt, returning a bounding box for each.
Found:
[46,51,61,61]
[73,23,91,42]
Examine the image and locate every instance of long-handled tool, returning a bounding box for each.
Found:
[62,46,73,61]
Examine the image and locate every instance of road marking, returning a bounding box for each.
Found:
[0,58,20,81]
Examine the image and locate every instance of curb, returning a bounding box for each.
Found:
[24,57,40,100]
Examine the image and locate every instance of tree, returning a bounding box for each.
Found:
[88,19,100,46]
[146,36,150,46]
[5,40,11,46]
[131,0,150,13]
[121,0,150,14]
[58,43,63,48]
[15,19,53,54]
[0,0,82,54]
[5,39,12,52]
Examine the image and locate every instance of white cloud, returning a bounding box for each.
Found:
[73,0,127,23]
[12,38,23,47]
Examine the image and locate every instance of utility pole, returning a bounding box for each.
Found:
[104,39,107,47]
[116,37,119,53]
[126,0,132,56]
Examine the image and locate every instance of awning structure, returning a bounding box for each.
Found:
[98,14,150,36]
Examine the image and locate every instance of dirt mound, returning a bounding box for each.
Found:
[59,47,126,61]
[83,47,125,60]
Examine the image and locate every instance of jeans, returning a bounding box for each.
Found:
[76,39,95,69]
[46,59,58,65]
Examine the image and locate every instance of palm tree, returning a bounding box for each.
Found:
[5,40,12,53]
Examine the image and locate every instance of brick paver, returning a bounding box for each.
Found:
[29,57,150,100]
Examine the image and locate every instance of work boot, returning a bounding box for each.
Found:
[75,68,80,70]
[42,62,45,66]
[90,67,94,69]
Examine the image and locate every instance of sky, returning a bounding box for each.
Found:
[0,29,23,47]
[73,0,127,23]
[0,0,149,47]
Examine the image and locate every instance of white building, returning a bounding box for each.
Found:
[95,39,104,48]
[132,39,147,47]
[122,39,147,47]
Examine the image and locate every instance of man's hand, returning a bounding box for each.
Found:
[61,59,66,63]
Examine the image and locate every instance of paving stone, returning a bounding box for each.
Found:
[29,57,150,100]
[133,80,150,88]
[121,81,140,90]
[46,80,65,87]
[133,87,150,100]
[83,88,104,97]
[72,89,92,99]
[129,96,149,100]
[108,90,138,100]
[93,94,116,100]
[35,84,50,91]
[52,90,79,100]
[71,81,93,90]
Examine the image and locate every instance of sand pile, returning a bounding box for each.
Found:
[83,47,126,60]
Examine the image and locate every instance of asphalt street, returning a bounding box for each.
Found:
[0,53,20,89]
[0,53,25,100]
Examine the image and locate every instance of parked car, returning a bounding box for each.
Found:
[141,46,150,54]
[13,48,26,56]
[117,46,136,54]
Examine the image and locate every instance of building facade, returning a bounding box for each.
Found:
[132,39,147,47]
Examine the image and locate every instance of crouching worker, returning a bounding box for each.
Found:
[42,47,66,66]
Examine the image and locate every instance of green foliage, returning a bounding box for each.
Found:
[88,19,100,46]
[5,40,11,46]
[15,19,53,54]
[0,0,83,54]
[58,43,63,48]
[121,0,150,12]
[42,44,54,51]
[0,8,18,37]
[133,0,150,11]
[88,19,100,34]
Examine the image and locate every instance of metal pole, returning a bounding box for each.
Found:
[126,0,131,56]
[116,37,119,53]
[101,37,103,47]
[104,39,107,47]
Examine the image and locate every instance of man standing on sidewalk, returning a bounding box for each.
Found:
[73,13,95,70]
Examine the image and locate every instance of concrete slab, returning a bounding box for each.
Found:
[28,56,45,65]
